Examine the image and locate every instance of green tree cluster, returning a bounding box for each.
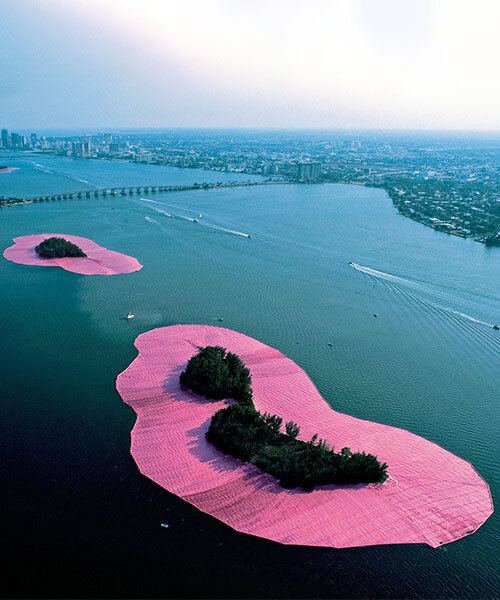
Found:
[35,237,87,258]
[484,234,500,247]
[181,346,388,489]
[180,345,253,405]
[206,404,387,488]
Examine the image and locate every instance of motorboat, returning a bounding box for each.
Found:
[126,312,134,319]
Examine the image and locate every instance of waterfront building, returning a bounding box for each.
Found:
[135,151,153,163]
[72,141,85,157]
[1,128,9,148]
[72,138,91,158]
[297,162,322,181]
[10,132,22,149]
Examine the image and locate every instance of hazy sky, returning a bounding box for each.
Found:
[1,0,499,130]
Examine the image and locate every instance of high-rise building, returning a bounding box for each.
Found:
[10,132,22,149]
[72,141,85,157]
[72,138,91,158]
[297,162,321,181]
[1,129,9,148]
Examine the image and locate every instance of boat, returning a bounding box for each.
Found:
[493,325,499,330]
[160,523,169,529]
[126,312,134,319]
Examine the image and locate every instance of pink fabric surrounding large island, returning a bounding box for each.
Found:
[3,234,142,275]
[116,325,493,548]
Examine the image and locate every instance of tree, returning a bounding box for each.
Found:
[263,412,282,433]
[285,421,300,438]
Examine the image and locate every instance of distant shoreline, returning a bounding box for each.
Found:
[1,152,497,246]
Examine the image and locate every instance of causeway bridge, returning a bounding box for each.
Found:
[0,180,284,207]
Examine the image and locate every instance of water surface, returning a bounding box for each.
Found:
[1,155,498,599]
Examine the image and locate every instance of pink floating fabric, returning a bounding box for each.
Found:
[116,325,493,548]
[3,234,142,275]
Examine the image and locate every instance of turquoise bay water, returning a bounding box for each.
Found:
[1,154,499,599]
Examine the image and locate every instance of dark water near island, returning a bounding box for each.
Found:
[1,154,499,599]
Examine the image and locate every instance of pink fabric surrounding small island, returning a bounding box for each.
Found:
[0,167,19,174]
[116,324,493,548]
[3,234,143,275]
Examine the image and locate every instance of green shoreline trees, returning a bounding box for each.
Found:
[35,237,87,258]
[181,346,388,489]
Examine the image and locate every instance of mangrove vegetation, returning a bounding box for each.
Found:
[181,346,388,489]
[35,237,87,258]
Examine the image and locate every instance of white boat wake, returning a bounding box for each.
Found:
[349,262,408,284]
[140,198,196,221]
[32,162,53,174]
[447,310,495,328]
[349,262,498,330]
[140,198,251,237]
[201,222,252,238]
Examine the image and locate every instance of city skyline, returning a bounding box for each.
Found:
[1,0,500,131]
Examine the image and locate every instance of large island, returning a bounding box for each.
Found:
[116,324,493,548]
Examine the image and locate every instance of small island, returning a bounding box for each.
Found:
[181,346,387,489]
[35,236,87,258]
[0,166,19,174]
[3,233,143,275]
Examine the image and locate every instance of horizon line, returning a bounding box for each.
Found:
[4,126,500,135]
